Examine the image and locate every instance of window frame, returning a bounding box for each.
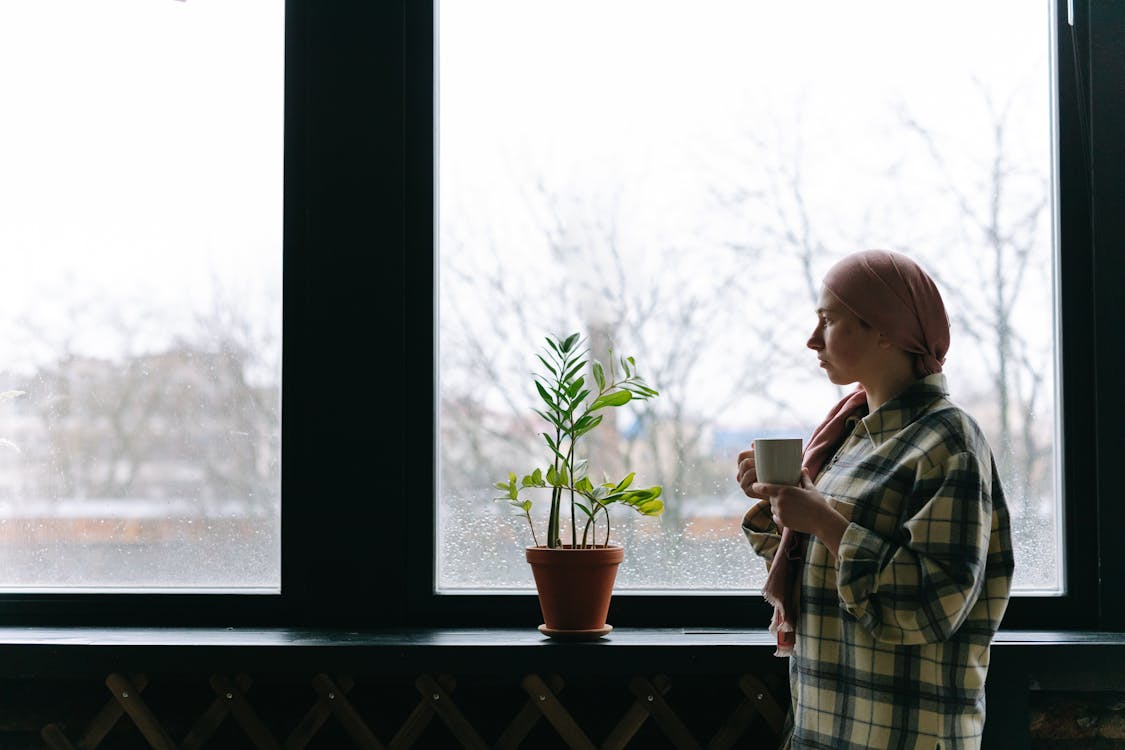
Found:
[0,0,1121,631]
[0,0,415,628]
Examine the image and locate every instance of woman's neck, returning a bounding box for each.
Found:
[861,361,919,413]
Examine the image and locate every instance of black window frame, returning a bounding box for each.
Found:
[0,0,1121,631]
[0,0,414,629]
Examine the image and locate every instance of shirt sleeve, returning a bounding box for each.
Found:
[834,451,992,645]
[741,498,782,565]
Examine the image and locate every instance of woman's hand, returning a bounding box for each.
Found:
[752,469,825,533]
[736,447,767,499]
[752,469,850,556]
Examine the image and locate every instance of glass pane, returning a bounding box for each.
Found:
[437,1,1058,595]
[0,0,283,592]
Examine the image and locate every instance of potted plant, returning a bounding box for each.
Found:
[494,332,663,639]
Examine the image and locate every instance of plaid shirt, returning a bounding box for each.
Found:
[743,375,1014,749]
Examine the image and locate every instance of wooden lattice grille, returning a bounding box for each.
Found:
[40,671,788,749]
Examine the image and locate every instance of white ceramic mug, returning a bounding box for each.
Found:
[753,437,803,485]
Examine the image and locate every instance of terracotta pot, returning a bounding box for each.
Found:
[525,544,624,635]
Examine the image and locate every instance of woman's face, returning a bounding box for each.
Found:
[806,287,883,386]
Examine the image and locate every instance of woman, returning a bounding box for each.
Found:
[737,250,1014,749]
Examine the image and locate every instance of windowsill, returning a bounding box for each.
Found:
[0,626,1120,671]
[0,626,1121,648]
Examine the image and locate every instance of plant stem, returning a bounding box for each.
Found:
[567,443,577,548]
[547,415,564,548]
[547,485,561,548]
[526,512,540,548]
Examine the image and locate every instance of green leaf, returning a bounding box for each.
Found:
[562,332,580,353]
[536,354,558,377]
[533,409,561,429]
[625,384,657,402]
[613,472,635,492]
[563,360,587,383]
[535,380,560,411]
[546,463,571,488]
[545,336,561,356]
[592,360,605,390]
[575,413,604,437]
[590,390,632,411]
[574,502,595,519]
[566,376,585,399]
[618,486,664,516]
[496,478,515,499]
[532,467,543,484]
[620,356,632,378]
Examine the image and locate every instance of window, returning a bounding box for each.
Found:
[0,0,283,592]
[1,0,1112,630]
[436,2,1061,596]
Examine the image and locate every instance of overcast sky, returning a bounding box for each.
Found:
[438,0,1054,429]
[0,0,1052,410]
[0,0,284,372]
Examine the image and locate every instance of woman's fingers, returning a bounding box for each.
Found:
[740,472,762,498]
[736,452,757,488]
[751,481,777,497]
[759,481,829,534]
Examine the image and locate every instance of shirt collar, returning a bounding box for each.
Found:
[857,373,949,447]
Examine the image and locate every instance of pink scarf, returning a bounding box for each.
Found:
[761,249,950,656]
[762,388,867,655]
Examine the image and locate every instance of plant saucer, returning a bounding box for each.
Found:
[537,624,613,641]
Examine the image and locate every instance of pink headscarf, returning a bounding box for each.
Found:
[822,249,950,378]
[761,249,950,656]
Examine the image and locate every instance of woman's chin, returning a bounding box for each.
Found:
[823,369,855,387]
